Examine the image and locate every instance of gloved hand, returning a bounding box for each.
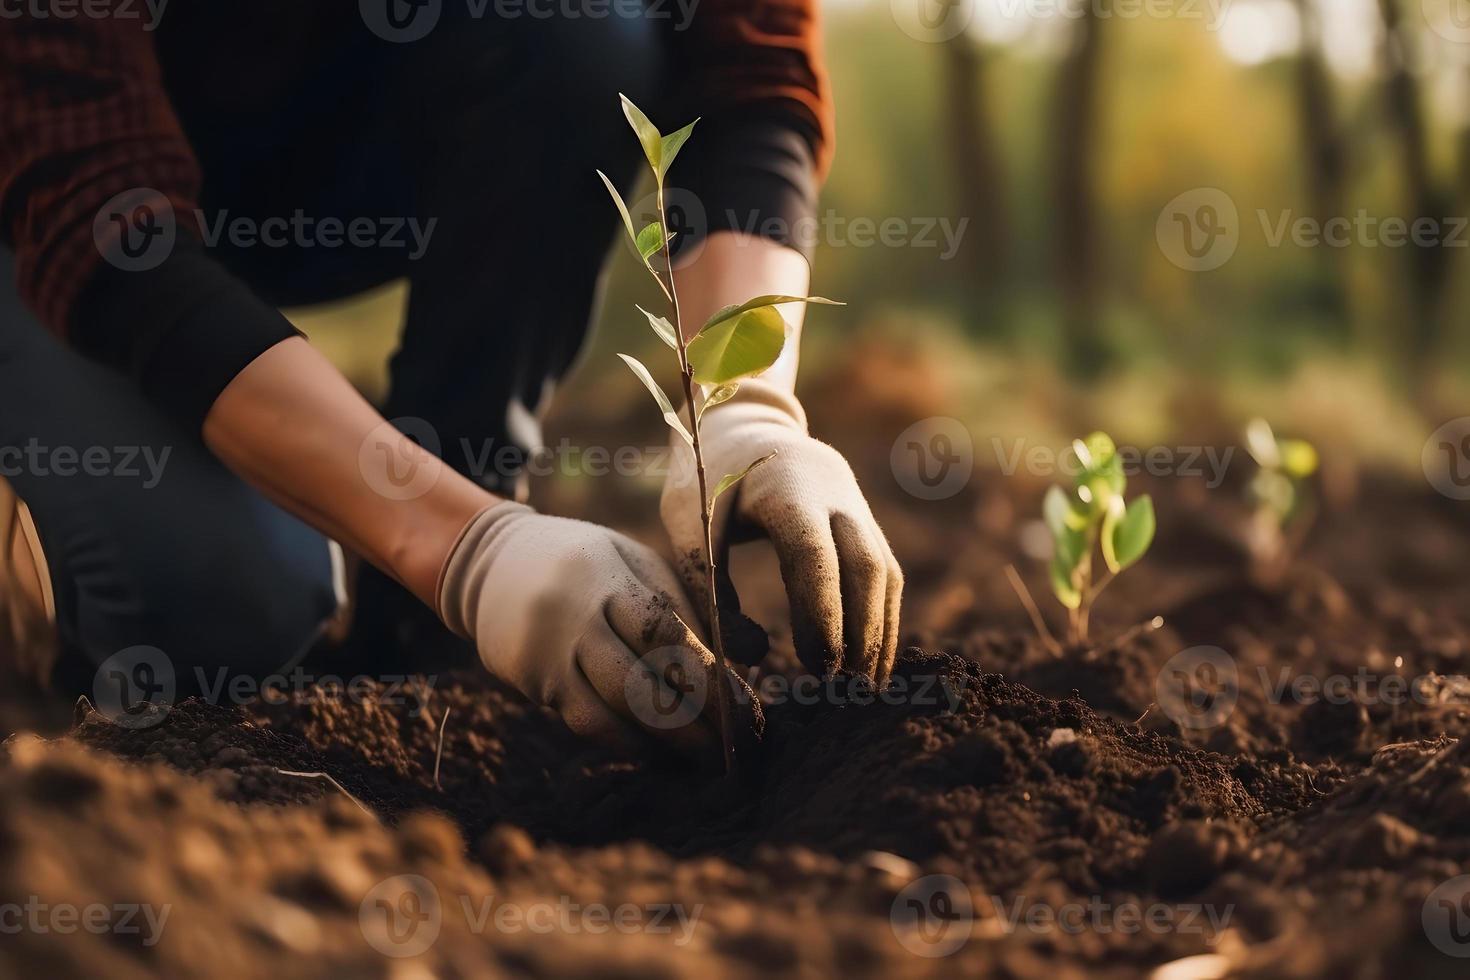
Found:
[437,501,747,761]
[661,379,903,682]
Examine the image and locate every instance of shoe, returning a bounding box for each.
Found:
[0,476,57,684]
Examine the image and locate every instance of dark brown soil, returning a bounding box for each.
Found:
[1,459,1468,979]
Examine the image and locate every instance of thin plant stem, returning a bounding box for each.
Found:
[1004,564,1061,656]
[433,705,450,791]
[657,180,737,774]
[276,769,374,817]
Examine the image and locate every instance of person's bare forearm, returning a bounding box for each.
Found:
[676,232,811,392]
[202,337,496,605]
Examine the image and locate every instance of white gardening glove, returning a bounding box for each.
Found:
[437,501,750,761]
[661,379,904,682]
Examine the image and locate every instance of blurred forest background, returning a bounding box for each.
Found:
[300,0,1470,501]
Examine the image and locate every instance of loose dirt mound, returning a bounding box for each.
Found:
[2,473,1468,979]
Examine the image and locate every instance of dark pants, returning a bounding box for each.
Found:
[0,8,663,689]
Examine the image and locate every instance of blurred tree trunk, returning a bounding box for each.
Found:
[1052,0,1108,383]
[1377,0,1452,400]
[942,30,1009,318]
[1292,0,1350,336]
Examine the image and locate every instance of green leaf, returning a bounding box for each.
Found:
[1049,555,1082,609]
[658,120,698,180]
[635,305,678,350]
[698,382,739,420]
[616,353,692,446]
[1079,432,1116,468]
[1043,485,1073,538]
[597,170,638,251]
[700,294,843,335]
[1106,495,1155,573]
[636,221,664,261]
[1099,495,1126,573]
[687,305,788,385]
[713,451,777,503]
[619,93,663,173]
[1053,523,1086,573]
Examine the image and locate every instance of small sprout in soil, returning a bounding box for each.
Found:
[1043,432,1156,645]
[275,769,374,818]
[599,96,841,772]
[1244,417,1318,579]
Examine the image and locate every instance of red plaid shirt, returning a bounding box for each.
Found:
[0,9,201,333]
[0,1,830,349]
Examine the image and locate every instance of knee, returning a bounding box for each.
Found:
[72,509,339,683]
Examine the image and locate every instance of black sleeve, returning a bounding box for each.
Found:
[670,106,821,262]
[71,236,301,429]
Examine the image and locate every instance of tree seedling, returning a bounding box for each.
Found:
[1243,417,1318,580]
[598,96,839,772]
[1041,432,1156,646]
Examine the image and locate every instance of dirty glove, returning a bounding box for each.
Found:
[437,501,742,760]
[661,379,903,682]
